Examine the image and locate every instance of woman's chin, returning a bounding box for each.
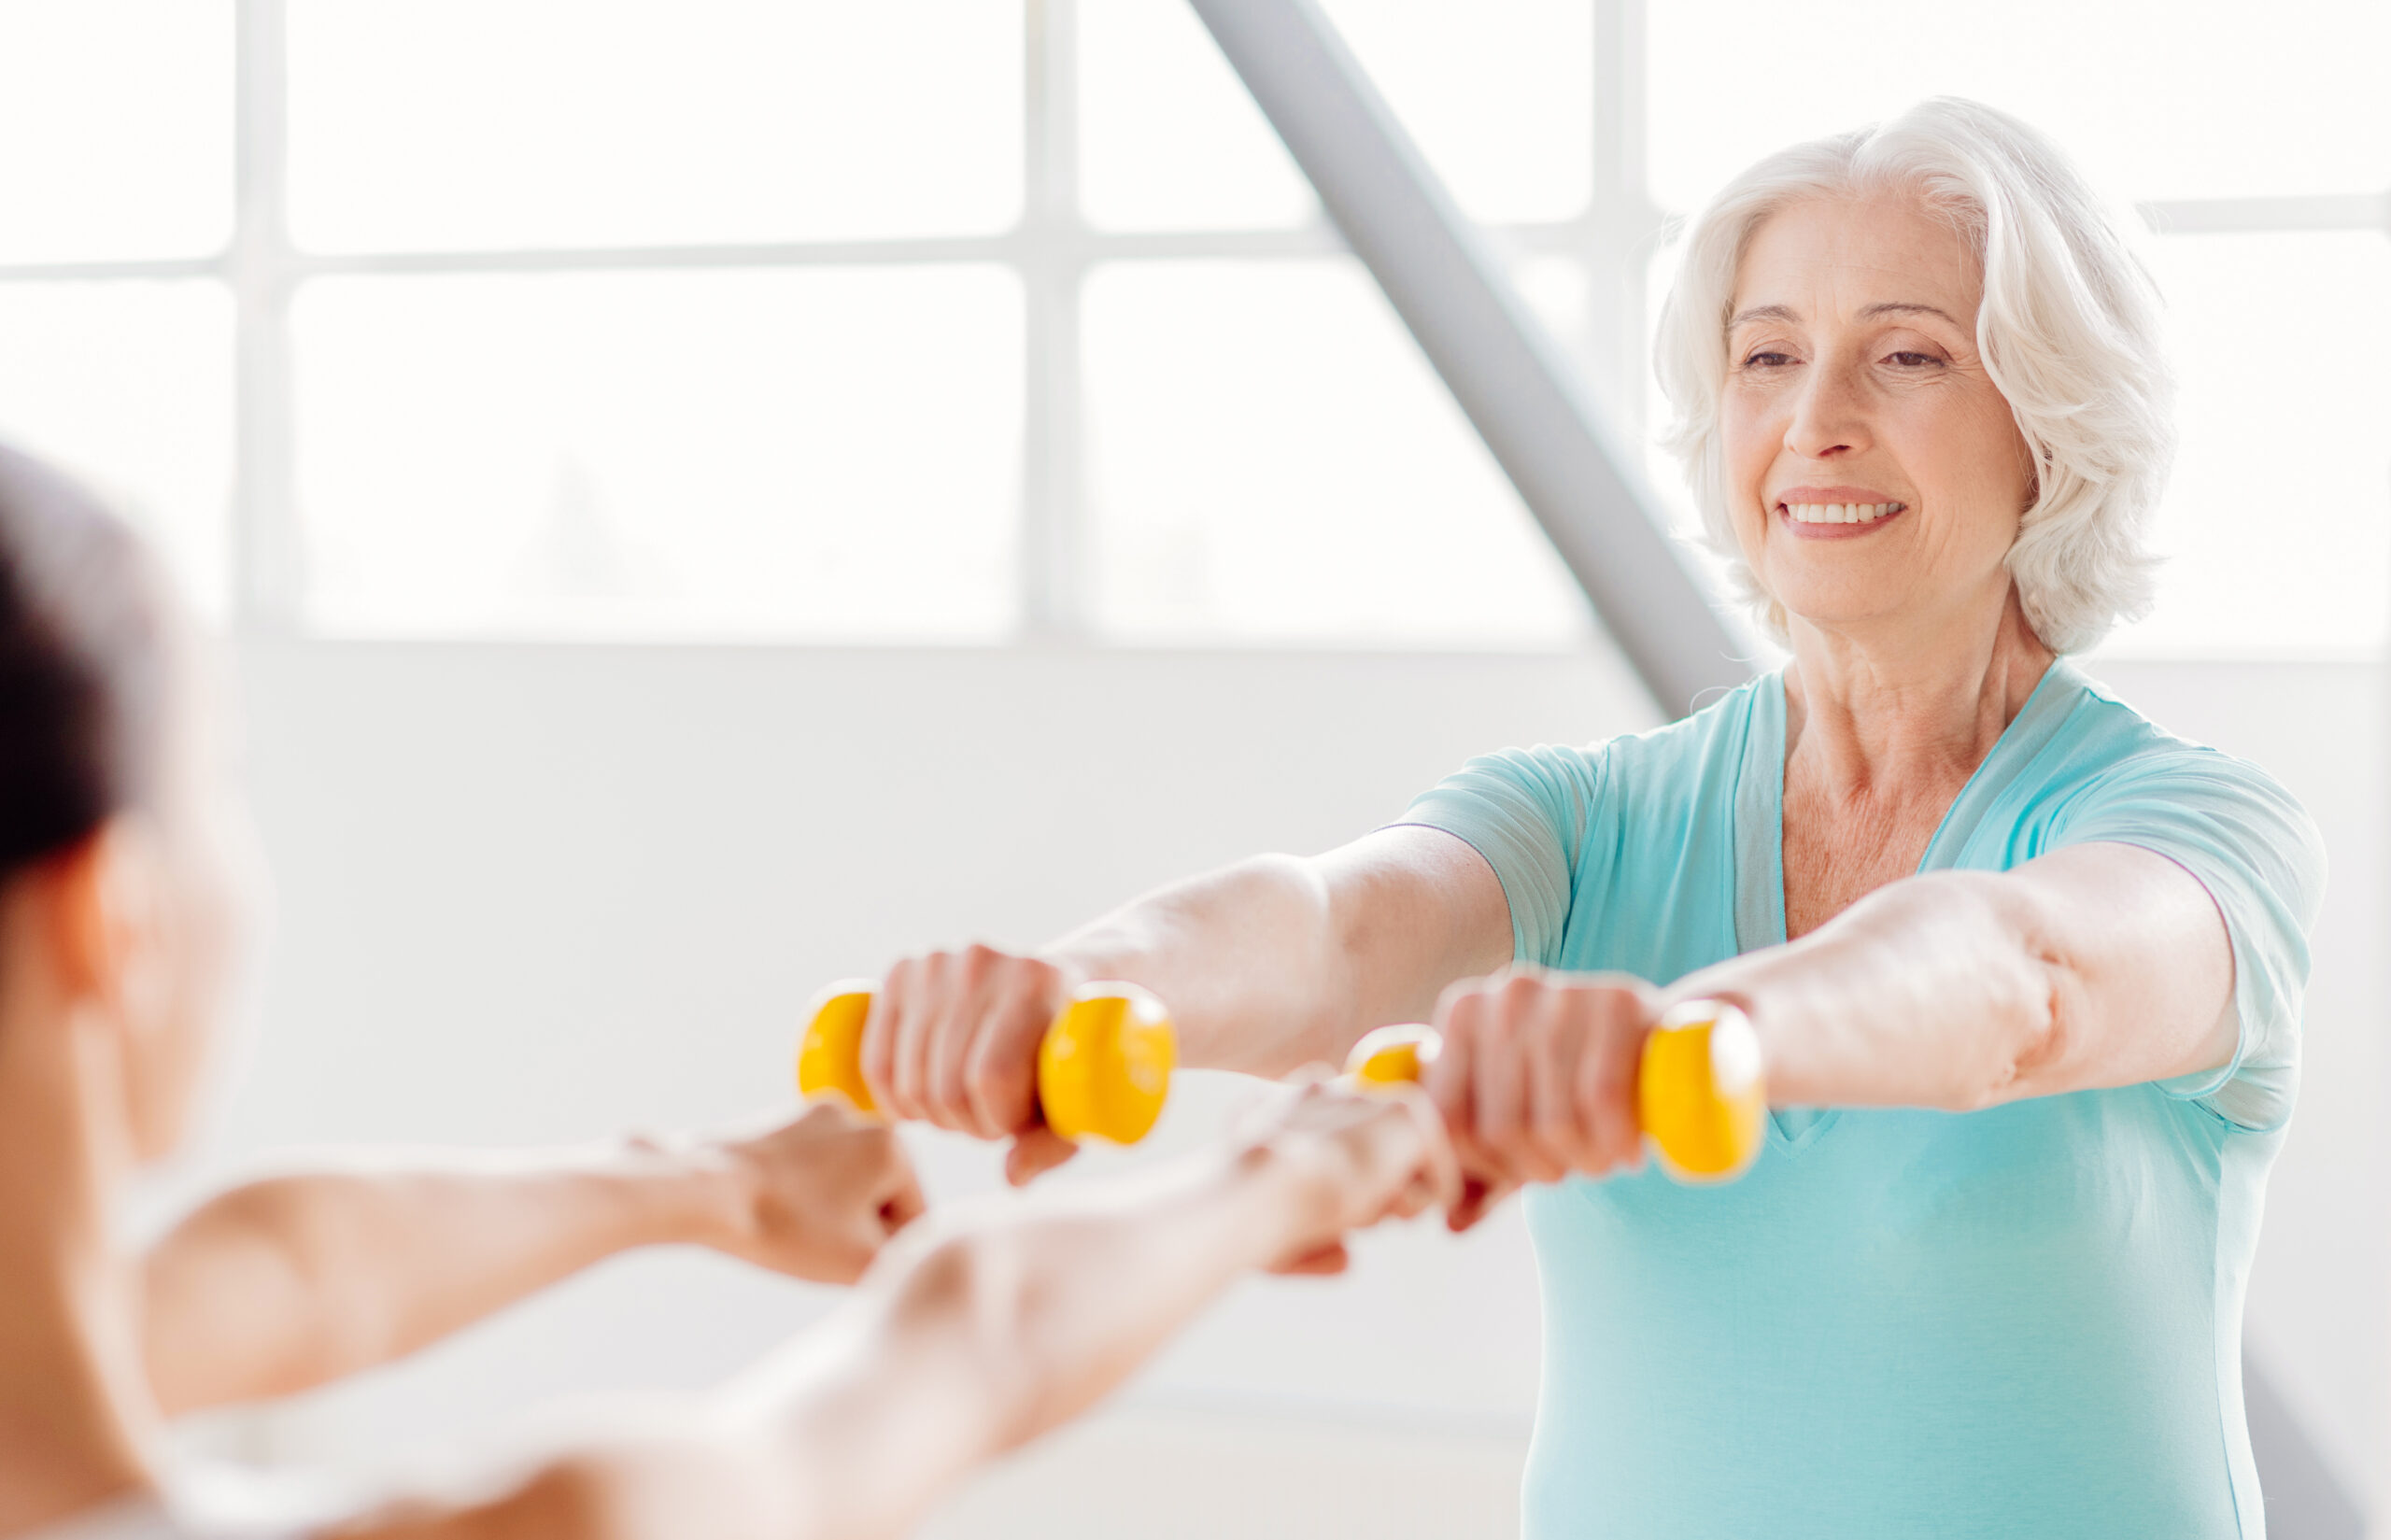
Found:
[1768,583,1913,640]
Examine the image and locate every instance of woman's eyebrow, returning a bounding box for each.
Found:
[1726,304,1799,330]
[1860,301,1965,325]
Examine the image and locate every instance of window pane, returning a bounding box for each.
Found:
[1083,259,1592,647]
[1320,0,1592,224]
[1081,0,1592,232]
[289,0,1024,252]
[0,282,233,618]
[1078,0,1316,232]
[0,2,232,261]
[2103,233,2391,655]
[1648,0,2391,210]
[294,269,1023,639]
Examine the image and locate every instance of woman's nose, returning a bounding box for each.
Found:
[1783,360,1872,460]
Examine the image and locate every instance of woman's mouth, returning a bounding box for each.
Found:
[1777,500,1907,537]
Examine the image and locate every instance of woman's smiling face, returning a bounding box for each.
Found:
[1720,192,2036,643]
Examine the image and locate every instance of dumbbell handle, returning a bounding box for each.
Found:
[1343,999,1766,1183]
[796,980,1177,1147]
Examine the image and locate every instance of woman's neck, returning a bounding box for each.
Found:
[0,989,161,1535]
[1782,586,2057,797]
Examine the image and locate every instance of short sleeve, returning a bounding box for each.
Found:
[1392,743,1604,968]
[2050,747,2326,1132]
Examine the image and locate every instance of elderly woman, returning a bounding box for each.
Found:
[862,98,2323,1535]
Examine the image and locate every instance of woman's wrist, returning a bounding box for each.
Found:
[604,1132,757,1253]
[1199,1134,1336,1272]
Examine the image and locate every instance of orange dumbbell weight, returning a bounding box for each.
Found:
[797,979,1178,1146]
[1343,998,1767,1183]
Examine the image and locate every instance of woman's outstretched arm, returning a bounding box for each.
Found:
[1414,841,2252,1212]
[1671,842,2238,1109]
[857,826,1512,1181]
[144,1105,924,1414]
[335,1080,1457,1540]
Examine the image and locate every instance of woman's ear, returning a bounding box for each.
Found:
[39,821,165,1017]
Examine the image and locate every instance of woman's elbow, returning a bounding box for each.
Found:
[1907,873,2073,1111]
[1947,970,2069,1111]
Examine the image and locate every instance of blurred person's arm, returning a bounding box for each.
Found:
[144,1105,923,1414]
[329,1079,1456,1540]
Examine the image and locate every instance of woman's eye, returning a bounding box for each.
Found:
[1885,350,1943,367]
[1742,350,1794,369]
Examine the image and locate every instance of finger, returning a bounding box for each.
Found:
[922,950,998,1134]
[1004,1125,1080,1187]
[874,956,934,1123]
[858,962,911,1118]
[960,965,1053,1140]
[882,1161,928,1233]
[937,941,1013,1137]
[1577,994,1648,1174]
[1426,987,1496,1180]
[1446,1170,1521,1233]
[895,951,968,1125]
[1269,1240,1351,1277]
[1473,982,1541,1185]
[1525,991,1592,1180]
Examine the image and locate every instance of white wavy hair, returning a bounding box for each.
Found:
[1651,97,2172,653]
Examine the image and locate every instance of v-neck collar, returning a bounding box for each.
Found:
[1732,657,2084,1147]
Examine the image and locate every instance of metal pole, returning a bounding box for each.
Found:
[1188,0,1750,715]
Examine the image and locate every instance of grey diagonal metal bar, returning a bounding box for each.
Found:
[1188,0,1750,717]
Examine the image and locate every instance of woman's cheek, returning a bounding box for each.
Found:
[1718,401,1776,561]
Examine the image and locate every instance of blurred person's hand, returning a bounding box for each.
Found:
[1234,1071,1463,1275]
[696,1101,927,1283]
[862,943,1087,1185]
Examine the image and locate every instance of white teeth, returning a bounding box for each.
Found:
[1784,501,1902,525]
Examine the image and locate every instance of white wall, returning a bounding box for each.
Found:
[171,641,2384,1532]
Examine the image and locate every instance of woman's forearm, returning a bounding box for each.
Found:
[1668,870,2054,1109]
[145,1142,740,1414]
[1668,846,2236,1110]
[1043,830,1513,1079]
[1041,855,1355,1076]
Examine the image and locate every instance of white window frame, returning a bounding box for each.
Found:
[0,0,2380,643]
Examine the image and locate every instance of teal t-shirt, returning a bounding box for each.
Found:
[1399,659,2324,1539]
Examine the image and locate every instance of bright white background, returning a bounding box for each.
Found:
[0,0,2383,1533]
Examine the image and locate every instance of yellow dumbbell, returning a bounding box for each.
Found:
[1343,998,1766,1183]
[797,979,1178,1146]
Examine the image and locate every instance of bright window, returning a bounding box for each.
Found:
[1083,259,1586,646]
[294,268,1025,639]
[0,2,2379,656]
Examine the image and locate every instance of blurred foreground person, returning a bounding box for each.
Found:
[0,443,1458,1540]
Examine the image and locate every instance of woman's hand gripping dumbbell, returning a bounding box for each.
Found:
[799,952,1766,1204]
[1343,993,1766,1203]
[799,969,1177,1176]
